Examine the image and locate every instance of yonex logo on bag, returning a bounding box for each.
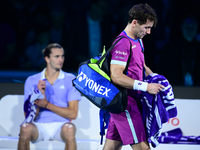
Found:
[77,71,111,97]
[77,72,87,82]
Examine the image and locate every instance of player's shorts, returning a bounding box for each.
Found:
[32,122,67,143]
[106,96,146,145]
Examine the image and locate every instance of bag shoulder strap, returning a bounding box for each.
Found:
[138,39,144,53]
[138,38,146,80]
[97,35,132,74]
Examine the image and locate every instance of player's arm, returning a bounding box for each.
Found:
[34,98,79,120]
[110,63,164,94]
[110,64,134,89]
[47,100,78,120]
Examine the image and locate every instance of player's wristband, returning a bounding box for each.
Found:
[133,80,148,92]
[45,101,49,108]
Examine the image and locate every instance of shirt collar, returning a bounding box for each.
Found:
[122,30,139,42]
[40,68,64,80]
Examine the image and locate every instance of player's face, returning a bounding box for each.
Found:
[47,48,65,70]
[135,20,154,39]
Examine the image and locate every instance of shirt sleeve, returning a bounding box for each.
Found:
[110,38,130,66]
[67,87,82,102]
[24,77,34,102]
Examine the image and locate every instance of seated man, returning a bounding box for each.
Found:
[17,43,81,150]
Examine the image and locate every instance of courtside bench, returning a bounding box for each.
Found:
[0,95,199,150]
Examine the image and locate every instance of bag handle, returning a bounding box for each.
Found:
[97,35,132,74]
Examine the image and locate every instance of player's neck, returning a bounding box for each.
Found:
[45,68,60,85]
[124,25,137,40]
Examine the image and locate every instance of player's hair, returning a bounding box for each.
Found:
[128,3,157,27]
[42,43,63,58]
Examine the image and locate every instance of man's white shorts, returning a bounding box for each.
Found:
[32,122,67,143]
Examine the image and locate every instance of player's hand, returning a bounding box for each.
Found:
[147,83,165,95]
[34,98,48,108]
[37,79,46,95]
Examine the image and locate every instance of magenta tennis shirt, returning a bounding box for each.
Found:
[110,31,145,98]
[24,68,81,123]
